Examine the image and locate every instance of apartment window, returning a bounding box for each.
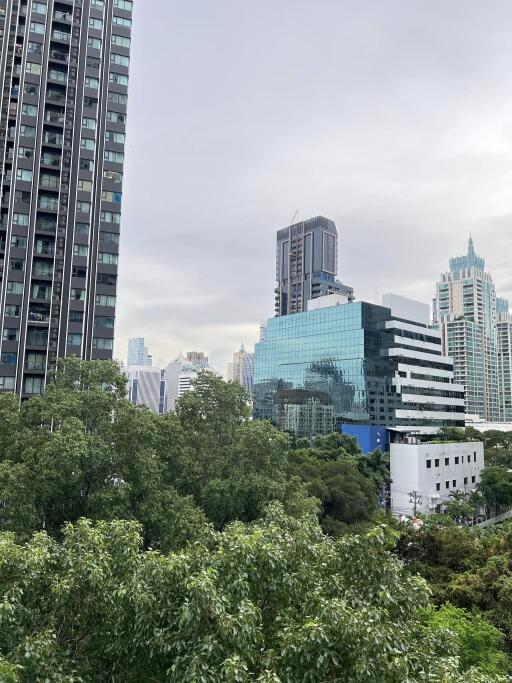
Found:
[426,460,431,469]
[70,288,86,301]
[464,477,468,485]
[105,131,125,144]
[444,458,449,466]
[100,231,119,245]
[25,353,46,370]
[89,17,103,30]
[43,130,63,145]
[81,137,96,151]
[7,282,24,295]
[77,201,91,215]
[5,305,21,318]
[75,222,90,235]
[13,213,29,225]
[87,56,101,70]
[0,377,15,391]
[24,376,45,395]
[104,150,124,164]
[69,310,84,324]
[78,179,93,192]
[436,482,441,492]
[454,457,459,465]
[473,453,477,462]
[26,62,42,75]
[72,266,87,278]
[111,34,130,48]
[467,455,471,463]
[1,352,17,365]
[98,252,118,266]
[91,0,105,6]
[103,170,123,184]
[471,476,476,483]
[10,259,24,272]
[87,37,102,50]
[73,244,89,258]
[18,147,34,160]
[97,273,117,285]
[27,42,43,56]
[11,236,27,249]
[111,53,130,67]
[15,191,31,206]
[24,83,39,96]
[107,111,126,124]
[82,117,96,130]
[16,169,33,182]
[108,91,127,105]
[30,21,45,34]
[93,337,113,350]
[33,261,53,277]
[112,16,131,28]
[22,103,38,116]
[20,125,36,138]
[96,294,116,307]
[114,0,133,9]
[102,191,121,203]
[109,73,128,88]
[434,459,439,467]
[101,211,121,224]
[3,329,19,342]
[445,481,450,489]
[85,76,100,90]
[32,2,47,14]
[452,480,456,488]
[95,316,115,328]
[84,96,98,109]
[80,158,95,172]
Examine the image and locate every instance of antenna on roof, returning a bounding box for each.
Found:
[290,210,299,225]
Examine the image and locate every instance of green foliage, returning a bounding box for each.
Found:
[427,603,509,676]
[0,509,498,682]
[479,466,512,513]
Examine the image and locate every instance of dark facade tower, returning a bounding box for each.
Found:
[0,0,132,397]
[274,215,354,316]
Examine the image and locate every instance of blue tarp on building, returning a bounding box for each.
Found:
[340,424,389,453]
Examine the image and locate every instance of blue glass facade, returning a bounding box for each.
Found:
[254,300,465,438]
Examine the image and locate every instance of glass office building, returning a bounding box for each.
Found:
[254,299,465,439]
[0,0,132,397]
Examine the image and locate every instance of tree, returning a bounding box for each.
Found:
[427,603,509,676]
[479,467,512,515]
[0,509,503,682]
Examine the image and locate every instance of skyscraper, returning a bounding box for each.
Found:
[165,352,210,412]
[128,365,165,414]
[227,344,254,398]
[497,298,512,422]
[0,0,132,397]
[436,238,500,421]
[127,337,152,367]
[274,215,354,317]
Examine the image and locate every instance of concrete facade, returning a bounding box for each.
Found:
[390,440,484,516]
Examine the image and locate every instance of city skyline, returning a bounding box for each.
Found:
[115,0,512,373]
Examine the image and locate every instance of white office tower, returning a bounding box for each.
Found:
[227,344,254,398]
[165,354,199,412]
[127,337,152,368]
[128,366,165,414]
[381,294,465,435]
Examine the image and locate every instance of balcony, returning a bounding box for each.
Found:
[53,9,72,22]
[49,49,68,64]
[51,30,70,43]
[45,110,65,125]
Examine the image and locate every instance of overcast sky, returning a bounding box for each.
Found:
[115,0,512,373]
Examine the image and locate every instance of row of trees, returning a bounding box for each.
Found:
[0,359,509,680]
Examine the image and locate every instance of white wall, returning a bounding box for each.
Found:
[390,441,484,516]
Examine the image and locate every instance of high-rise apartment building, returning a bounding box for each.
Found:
[227,344,254,398]
[0,0,132,397]
[497,298,512,422]
[127,336,152,367]
[186,350,208,370]
[274,216,353,317]
[436,238,500,421]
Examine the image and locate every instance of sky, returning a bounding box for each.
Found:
[115,0,512,374]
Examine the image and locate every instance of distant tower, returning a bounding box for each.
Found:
[227,344,254,398]
[436,237,499,421]
[127,337,152,368]
[274,216,354,316]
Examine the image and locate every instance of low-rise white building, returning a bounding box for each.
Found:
[390,440,484,516]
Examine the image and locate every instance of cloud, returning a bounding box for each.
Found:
[115,0,512,375]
